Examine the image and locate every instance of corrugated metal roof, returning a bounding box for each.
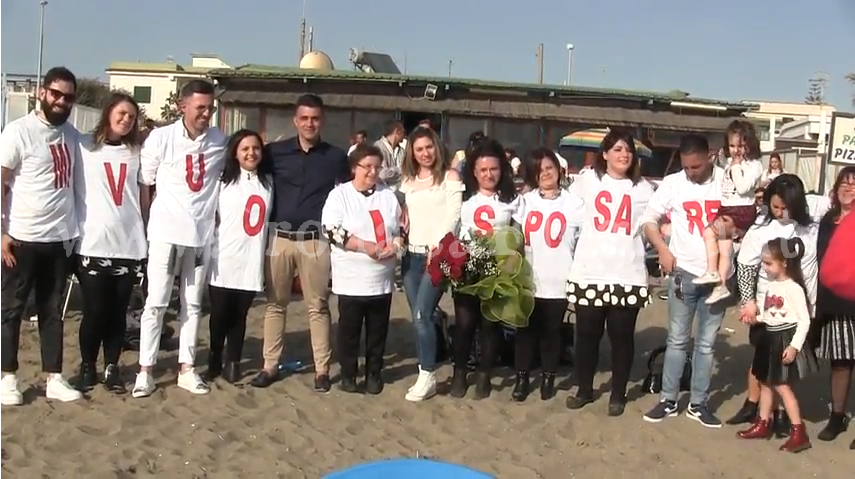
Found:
[106,61,211,74]
[210,64,749,110]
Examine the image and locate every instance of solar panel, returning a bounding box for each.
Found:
[356,51,401,74]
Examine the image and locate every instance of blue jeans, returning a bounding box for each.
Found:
[401,252,444,371]
[660,268,726,406]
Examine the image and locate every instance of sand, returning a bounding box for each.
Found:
[2,287,854,478]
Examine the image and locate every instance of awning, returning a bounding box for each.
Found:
[219,91,740,132]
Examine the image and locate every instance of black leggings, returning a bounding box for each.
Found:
[1,240,70,373]
[452,293,500,371]
[208,285,256,361]
[337,294,393,379]
[515,298,567,372]
[574,304,640,399]
[77,267,136,365]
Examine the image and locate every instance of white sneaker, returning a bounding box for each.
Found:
[45,374,83,402]
[132,372,155,398]
[706,285,731,305]
[405,370,437,402]
[692,271,721,285]
[1,375,24,406]
[177,369,210,395]
[407,367,428,393]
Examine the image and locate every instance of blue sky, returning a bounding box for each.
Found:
[2,0,853,108]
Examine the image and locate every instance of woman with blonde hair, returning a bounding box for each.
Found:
[398,127,464,401]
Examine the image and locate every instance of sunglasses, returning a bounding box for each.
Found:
[46,87,76,103]
[673,273,684,301]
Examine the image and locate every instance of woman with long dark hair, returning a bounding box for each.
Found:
[73,92,149,394]
[451,138,522,400]
[813,166,855,447]
[398,127,463,402]
[511,148,582,402]
[731,174,821,432]
[564,130,655,416]
[205,129,273,383]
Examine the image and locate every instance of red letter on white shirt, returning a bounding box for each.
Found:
[104,163,128,206]
[544,211,567,248]
[369,209,387,248]
[185,153,206,192]
[524,211,543,245]
[593,191,632,235]
[474,205,495,235]
[243,194,266,237]
[683,200,721,235]
[49,144,72,190]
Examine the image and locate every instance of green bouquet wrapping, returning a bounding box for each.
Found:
[445,226,536,329]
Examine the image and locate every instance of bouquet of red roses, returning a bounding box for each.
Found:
[427,230,534,329]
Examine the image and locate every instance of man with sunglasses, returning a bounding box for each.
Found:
[0,67,83,405]
[132,80,226,398]
[639,134,728,428]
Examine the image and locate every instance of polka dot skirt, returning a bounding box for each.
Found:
[566,282,651,308]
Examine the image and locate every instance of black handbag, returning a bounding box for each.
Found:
[641,346,692,394]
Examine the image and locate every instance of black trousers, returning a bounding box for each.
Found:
[574,304,640,399]
[515,298,567,372]
[1,240,71,373]
[452,293,500,371]
[208,285,256,361]
[76,256,138,365]
[337,294,392,379]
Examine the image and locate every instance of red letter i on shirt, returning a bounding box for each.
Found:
[104,163,128,206]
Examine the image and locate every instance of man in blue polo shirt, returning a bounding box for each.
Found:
[250,94,349,392]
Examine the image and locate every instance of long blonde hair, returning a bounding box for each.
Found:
[401,127,450,186]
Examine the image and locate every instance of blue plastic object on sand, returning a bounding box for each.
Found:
[278,360,308,374]
[324,459,494,478]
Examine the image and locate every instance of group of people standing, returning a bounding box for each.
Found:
[1,69,853,454]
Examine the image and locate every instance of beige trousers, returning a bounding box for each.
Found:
[263,235,332,373]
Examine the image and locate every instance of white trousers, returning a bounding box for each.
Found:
[138,241,210,367]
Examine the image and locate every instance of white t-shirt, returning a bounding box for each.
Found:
[737,220,819,316]
[518,189,584,298]
[74,136,147,259]
[322,182,401,296]
[806,194,831,221]
[568,170,656,287]
[761,278,811,351]
[640,167,729,278]
[721,158,763,206]
[0,111,78,242]
[209,173,273,292]
[458,193,523,240]
[140,122,226,247]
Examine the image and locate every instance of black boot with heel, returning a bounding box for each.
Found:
[511,371,530,402]
[449,368,468,398]
[540,371,556,400]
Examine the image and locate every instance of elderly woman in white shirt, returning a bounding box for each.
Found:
[398,127,464,402]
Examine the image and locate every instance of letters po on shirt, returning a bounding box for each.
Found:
[322,182,402,296]
[517,190,584,299]
[640,167,727,277]
[0,111,79,242]
[567,170,655,287]
[74,135,147,260]
[140,122,226,248]
[209,175,273,292]
[458,193,524,240]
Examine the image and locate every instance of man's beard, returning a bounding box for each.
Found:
[41,102,71,126]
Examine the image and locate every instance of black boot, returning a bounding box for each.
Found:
[103,364,127,394]
[725,399,758,425]
[76,362,98,392]
[817,412,850,441]
[222,362,240,384]
[473,370,492,400]
[365,372,384,395]
[540,371,556,401]
[206,351,223,381]
[449,368,468,398]
[774,409,792,438]
[511,371,530,402]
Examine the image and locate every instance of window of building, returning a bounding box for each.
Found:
[132,86,152,104]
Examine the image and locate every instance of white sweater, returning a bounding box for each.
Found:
[400,172,464,248]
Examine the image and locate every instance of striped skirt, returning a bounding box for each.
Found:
[818,315,855,361]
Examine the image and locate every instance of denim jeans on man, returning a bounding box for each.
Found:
[660,268,726,406]
[401,252,443,371]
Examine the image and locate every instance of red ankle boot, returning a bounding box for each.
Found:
[737,417,773,439]
[779,423,812,453]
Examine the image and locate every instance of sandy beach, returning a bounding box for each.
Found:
[2,285,853,478]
